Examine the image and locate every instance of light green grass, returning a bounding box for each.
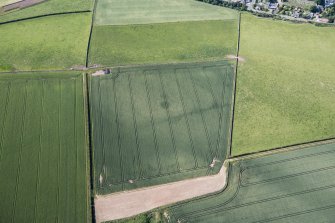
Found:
[232,14,335,155]
[89,20,238,67]
[0,72,90,223]
[0,13,91,71]
[0,0,92,22]
[168,142,335,222]
[90,61,234,194]
[95,0,238,25]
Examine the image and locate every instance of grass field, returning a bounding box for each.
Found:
[0,0,93,22]
[0,13,91,71]
[95,0,238,25]
[88,19,238,67]
[232,14,335,155]
[0,72,90,222]
[167,141,335,222]
[90,61,235,194]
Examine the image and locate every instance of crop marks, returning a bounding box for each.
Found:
[90,61,235,194]
[0,72,90,223]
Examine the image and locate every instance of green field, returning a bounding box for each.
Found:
[0,0,93,22]
[0,72,90,222]
[0,13,91,71]
[232,14,335,155]
[95,0,237,25]
[90,61,235,194]
[167,141,335,222]
[88,19,238,67]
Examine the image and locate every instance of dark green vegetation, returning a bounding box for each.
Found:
[0,72,90,222]
[88,19,238,67]
[90,61,235,194]
[0,13,91,71]
[167,141,335,222]
[95,0,237,25]
[0,0,93,23]
[322,5,335,23]
[111,212,164,223]
[232,14,335,155]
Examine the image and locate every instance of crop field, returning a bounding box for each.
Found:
[0,13,91,71]
[232,13,335,155]
[0,0,93,23]
[168,141,335,222]
[0,72,90,222]
[90,61,235,194]
[88,19,238,67]
[95,0,238,25]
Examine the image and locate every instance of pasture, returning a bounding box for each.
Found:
[95,0,238,25]
[88,19,238,67]
[90,61,235,194]
[232,13,335,155]
[169,141,335,222]
[0,72,90,222]
[0,0,93,22]
[0,13,91,71]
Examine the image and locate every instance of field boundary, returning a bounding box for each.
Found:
[88,58,232,72]
[0,10,91,26]
[85,0,98,68]
[0,59,231,74]
[229,137,335,161]
[228,12,241,158]
[83,74,96,223]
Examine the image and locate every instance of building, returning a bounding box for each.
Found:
[325,0,335,7]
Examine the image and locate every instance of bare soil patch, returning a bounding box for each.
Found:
[95,163,229,222]
[226,54,246,62]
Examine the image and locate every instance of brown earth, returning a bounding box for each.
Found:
[95,163,228,222]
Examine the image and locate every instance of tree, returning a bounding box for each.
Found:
[315,0,325,6]
[310,5,319,13]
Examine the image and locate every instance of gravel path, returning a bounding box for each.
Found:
[95,164,228,222]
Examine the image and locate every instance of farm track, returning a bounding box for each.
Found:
[94,164,228,222]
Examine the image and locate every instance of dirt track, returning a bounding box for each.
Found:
[95,164,228,222]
